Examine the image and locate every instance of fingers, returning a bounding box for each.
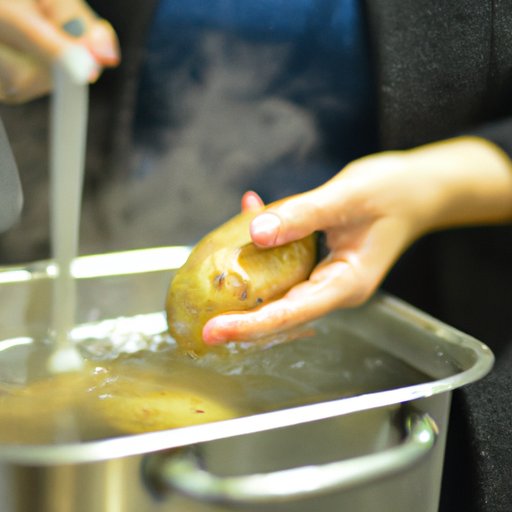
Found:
[82,18,120,67]
[250,183,346,247]
[203,216,412,345]
[240,190,264,213]
[46,0,120,67]
[0,0,119,94]
[202,259,372,344]
[0,3,92,68]
[248,153,420,249]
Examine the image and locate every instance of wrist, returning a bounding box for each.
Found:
[402,136,512,233]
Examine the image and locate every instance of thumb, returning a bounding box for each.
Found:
[0,3,100,83]
[250,186,341,247]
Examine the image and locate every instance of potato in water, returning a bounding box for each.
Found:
[93,362,239,434]
[99,385,237,433]
[166,206,316,353]
[0,364,239,441]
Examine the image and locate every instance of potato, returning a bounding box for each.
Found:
[166,207,317,353]
[94,364,240,433]
[0,365,238,440]
[98,386,237,434]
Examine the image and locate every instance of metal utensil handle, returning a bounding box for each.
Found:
[0,118,22,234]
[153,410,438,505]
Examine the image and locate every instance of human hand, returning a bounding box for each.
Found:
[203,137,512,344]
[0,0,120,104]
[204,154,424,344]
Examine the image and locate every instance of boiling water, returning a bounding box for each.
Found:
[46,66,88,373]
[0,313,432,445]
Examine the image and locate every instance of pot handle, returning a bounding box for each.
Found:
[147,410,438,504]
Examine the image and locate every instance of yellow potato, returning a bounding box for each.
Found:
[166,207,317,353]
[98,387,237,434]
[0,365,238,440]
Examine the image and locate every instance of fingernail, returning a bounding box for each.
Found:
[62,18,86,37]
[58,45,100,84]
[89,22,120,65]
[250,213,281,245]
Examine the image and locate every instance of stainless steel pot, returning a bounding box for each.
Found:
[0,247,493,512]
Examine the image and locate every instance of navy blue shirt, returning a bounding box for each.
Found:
[134,0,377,202]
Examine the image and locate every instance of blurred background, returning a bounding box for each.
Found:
[0,0,377,260]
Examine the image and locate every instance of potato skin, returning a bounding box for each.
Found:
[98,378,237,433]
[166,208,316,354]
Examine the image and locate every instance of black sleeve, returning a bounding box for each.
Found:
[440,344,512,512]
[470,117,512,161]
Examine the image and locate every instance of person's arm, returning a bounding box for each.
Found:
[0,0,119,104]
[202,135,512,344]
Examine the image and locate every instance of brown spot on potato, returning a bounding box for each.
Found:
[213,272,226,289]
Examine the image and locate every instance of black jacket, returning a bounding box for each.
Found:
[362,2,512,510]
[366,0,512,151]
